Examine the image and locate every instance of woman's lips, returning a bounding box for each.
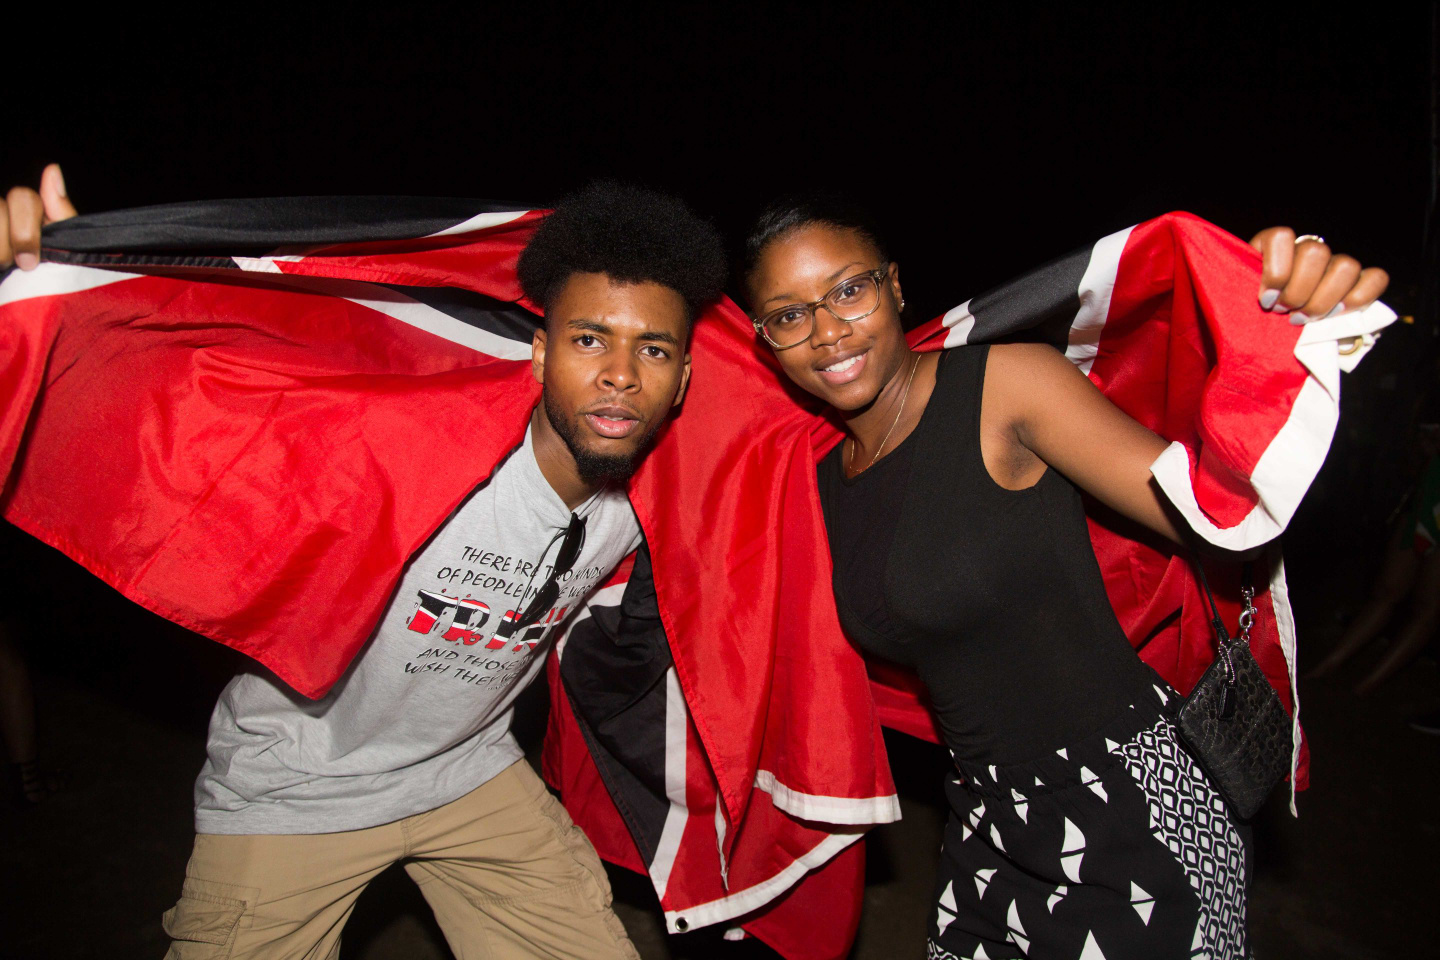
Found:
[817,350,867,386]
[584,413,640,439]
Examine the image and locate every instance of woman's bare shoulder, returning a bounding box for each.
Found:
[984,341,1081,391]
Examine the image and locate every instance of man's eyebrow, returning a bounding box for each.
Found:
[759,261,867,309]
[566,318,680,347]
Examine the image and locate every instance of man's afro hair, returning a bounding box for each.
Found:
[518,181,727,322]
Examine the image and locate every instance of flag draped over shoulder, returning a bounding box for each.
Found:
[0,200,1394,960]
[0,199,547,697]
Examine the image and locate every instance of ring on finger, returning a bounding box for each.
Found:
[1294,234,1325,246]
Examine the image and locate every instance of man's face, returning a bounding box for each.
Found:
[531,272,692,484]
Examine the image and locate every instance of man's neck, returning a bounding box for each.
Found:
[529,407,603,511]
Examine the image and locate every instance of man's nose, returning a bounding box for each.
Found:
[599,353,641,392]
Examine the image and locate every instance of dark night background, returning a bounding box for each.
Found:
[2,6,1437,958]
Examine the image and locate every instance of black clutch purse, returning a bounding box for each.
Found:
[1174,559,1292,820]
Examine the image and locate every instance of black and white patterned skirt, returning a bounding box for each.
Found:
[929,682,1251,960]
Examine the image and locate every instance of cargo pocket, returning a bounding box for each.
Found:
[161,883,248,959]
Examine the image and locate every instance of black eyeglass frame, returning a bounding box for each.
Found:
[751,264,894,350]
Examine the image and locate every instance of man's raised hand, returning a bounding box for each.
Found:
[2,164,78,271]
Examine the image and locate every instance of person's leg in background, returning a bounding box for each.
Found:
[1356,546,1440,695]
[1309,519,1420,678]
[0,617,47,804]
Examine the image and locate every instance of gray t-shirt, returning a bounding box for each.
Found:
[194,427,641,834]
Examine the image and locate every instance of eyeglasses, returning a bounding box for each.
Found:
[752,264,892,350]
[514,512,587,632]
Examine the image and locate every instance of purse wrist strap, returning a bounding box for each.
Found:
[1189,548,1257,649]
[1190,549,1232,645]
[1186,544,1255,641]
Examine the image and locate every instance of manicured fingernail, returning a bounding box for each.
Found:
[1323,304,1345,320]
[1259,288,1280,310]
[1289,312,1310,326]
[14,252,38,271]
[54,165,67,197]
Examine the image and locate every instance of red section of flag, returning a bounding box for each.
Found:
[626,294,897,841]
[273,210,547,308]
[0,270,538,697]
[0,284,59,482]
[743,842,865,960]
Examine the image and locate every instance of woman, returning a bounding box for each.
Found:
[742,201,1387,960]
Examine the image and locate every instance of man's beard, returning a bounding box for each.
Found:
[544,391,662,486]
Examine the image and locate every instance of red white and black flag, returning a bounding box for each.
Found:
[0,199,1393,959]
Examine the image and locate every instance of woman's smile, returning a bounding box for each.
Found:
[816,347,869,385]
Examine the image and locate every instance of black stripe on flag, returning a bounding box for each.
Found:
[967,247,1091,348]
[560,541,674,870]
[379,284,539,346]
[40,197,529,256]
[39,249,247,271]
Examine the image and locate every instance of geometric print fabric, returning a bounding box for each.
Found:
[1115,714,1249,959]
[927,683,1250,959]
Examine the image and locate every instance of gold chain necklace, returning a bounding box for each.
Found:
[847,352,921,474]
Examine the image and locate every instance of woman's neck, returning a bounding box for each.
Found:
[842,349,935,473]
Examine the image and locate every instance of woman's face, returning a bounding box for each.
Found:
[748,224,907,412]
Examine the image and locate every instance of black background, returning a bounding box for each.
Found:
[4,6,1438,956]
[6,6,1433,325]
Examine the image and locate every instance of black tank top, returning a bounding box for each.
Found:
[817,345,1155,764]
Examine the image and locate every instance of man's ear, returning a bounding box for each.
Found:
[531,327,548,385]
[671,353,693,408]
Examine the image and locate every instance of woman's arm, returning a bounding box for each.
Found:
[983,225,1391,543]
[986,342,1185,543]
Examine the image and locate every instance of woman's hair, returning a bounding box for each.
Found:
[518,181,726,322]
[741,193,890,294]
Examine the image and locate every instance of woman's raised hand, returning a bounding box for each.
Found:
[1250,226,1389,323]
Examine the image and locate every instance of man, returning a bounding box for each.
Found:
[5,171,726,958]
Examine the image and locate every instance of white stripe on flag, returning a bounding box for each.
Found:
[344,290,533,361]
[663,830,864,934]
[1266,552,1302,816]
[0,262,140,306]
[1150,299,1397,551]
[940,298,975,347]
[650,667,690,901]
[1065,225,1134,376]
[232,255,305,274]
[423,210,531,238]
[219,271,534,361]
[753,770,901,825]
